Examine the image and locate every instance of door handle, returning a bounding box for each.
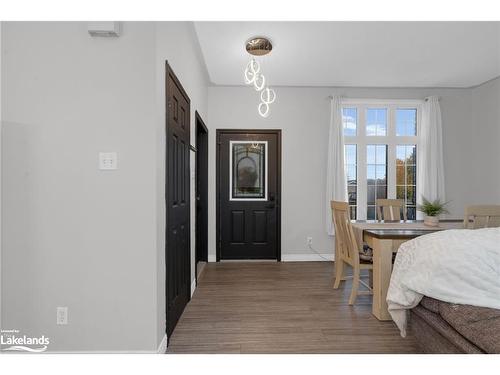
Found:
[265,203,276,209]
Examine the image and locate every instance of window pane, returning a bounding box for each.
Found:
[376,145,386,163]
[367,165,376,184]
[407,207,416,220]
[344,144,357,219]
[406,166,416,185]
[406,145,416,164]
[407,186,416,205]
[349,206,357,220]
[367,186,376,205]
[344,144,357,165]
[348,186,357,205]
[395,144,417,220]
[375,165,386,184]
[346,165,357,184]
[342,108,357,136]
[367,144,387,217]
[376,185,387,199]
[396,165,405,185]
[366,108,387,136]
[366,145,376,164]
[396,185,405,199]
[396,146,406,165]
[367,206,376,220]
[396,109,417,136]
[231,142,266,199]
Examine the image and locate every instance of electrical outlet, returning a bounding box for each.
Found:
[57,307,68,325]
[307,236,313,245]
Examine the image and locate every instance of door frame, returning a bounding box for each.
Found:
[195,112,208,282]
[165,61,191,340]
[216,129,282,262]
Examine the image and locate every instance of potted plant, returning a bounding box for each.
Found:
[417,197,450,226]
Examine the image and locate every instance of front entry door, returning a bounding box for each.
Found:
[217,130,281,260]
[165,62,190,339]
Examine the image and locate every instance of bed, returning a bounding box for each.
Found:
[386,227,500,353]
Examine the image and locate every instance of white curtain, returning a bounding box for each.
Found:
[326,96,347,235]
[417,96,446,208]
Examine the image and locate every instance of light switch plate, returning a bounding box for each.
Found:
[99,152,118,170]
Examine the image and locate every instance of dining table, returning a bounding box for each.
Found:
[345,219,464,321]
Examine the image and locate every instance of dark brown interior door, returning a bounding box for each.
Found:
[196,113,208,264]
[165,62,190,339]
[217,130,281,260]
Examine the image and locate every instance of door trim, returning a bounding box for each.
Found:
[195,111,208,286]
[165,60,191,341]
[216,129,282,262]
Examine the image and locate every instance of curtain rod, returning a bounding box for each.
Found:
[326,96,430,103]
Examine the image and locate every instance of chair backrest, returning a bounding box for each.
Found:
[331,201,359,266]
[376,199,406,221]
[463,205,500,229]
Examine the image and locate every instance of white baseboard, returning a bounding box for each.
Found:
[39,335,169,354]
[190,278,196,297]
[208,253,334,262]
[282,253,334,262]
[157,334,168,354]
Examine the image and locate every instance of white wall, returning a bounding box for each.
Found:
[1,20,497,352]
[471,77,500,202]
[0,21,3,329]
[207,84,500,260]
[1,22,158,352]
[1,21,209,352]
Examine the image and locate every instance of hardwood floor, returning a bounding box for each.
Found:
[167,261,419,354]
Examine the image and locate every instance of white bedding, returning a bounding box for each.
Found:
[386,227,500,337]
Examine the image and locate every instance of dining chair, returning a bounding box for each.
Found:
[331,201,373,305]
[463,205,500,229]
[376,199,407,221]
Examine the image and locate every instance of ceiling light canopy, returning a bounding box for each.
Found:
[243,36,276,118]
[245,37,273,56]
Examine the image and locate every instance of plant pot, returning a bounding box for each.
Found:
[424,215,439,227]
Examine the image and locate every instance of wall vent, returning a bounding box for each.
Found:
[88,22,121,37]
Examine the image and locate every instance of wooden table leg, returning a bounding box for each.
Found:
[371,237,393,320]
[333,236,344,288]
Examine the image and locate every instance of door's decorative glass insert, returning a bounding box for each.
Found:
[396,144,417,219]
[367,144,388,219]
[344,144,357,219]
[396,109,417,136]
[342,108,357,136]
[231,142,266,199]
[366,108,387,136]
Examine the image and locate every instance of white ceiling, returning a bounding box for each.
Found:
[194,22,500,88]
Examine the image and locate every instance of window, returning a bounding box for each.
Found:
[342,101,420,220]
[229,141,267,200]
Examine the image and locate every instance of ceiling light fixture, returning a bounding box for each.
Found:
[243,37,276,118]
